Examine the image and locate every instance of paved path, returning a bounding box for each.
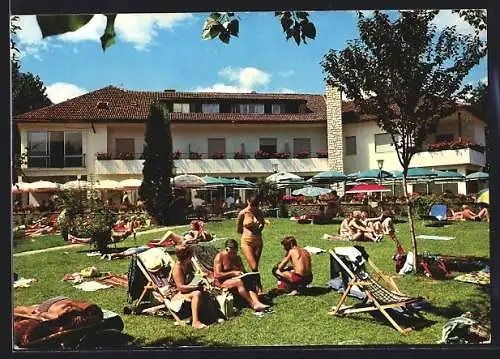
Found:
[13,225,188,257]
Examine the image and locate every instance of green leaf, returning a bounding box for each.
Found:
[36,14,94,38]
[301,21,316,39]
[100,14,117,51]
[202,23,223,40]
[219,30,230,44]
[281,16,294,32]
[295,11,309,19]
[227,19,239,37]
[292,26,301,46]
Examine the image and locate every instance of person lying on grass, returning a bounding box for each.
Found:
[172,245,210,329]
[152,223,213,247]
[101,245,151,260]
[461,205,489,222]
[272,236,313,296]
[348,211,382,242]
[213,239,270,312]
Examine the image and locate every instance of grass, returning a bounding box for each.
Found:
[13,218,490,347]
[13,234,69,253]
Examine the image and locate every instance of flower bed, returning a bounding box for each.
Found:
[424,139,486,153]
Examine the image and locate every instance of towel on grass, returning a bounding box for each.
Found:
[97,274,128,288]
[14,278,37,289]
[416,235,455,241]
[304,246,325,254]
[73,281,112,292]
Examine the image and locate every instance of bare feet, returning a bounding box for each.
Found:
[192,321,209,329]
[253,303,270,312]
[287,290,299,296]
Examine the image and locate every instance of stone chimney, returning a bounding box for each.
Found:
[325,84,345,194]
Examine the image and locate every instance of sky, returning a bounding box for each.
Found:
[12,10,488,104]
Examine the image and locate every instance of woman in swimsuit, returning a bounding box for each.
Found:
[236,194,265,294]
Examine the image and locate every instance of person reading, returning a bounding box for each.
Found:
[213,239,269,312]
[272,236,313,296]
[172,246,209,329]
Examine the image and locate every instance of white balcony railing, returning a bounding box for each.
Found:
[94,158,330,177]
[411,148,486,168]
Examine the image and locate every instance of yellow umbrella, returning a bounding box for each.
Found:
[476,189,489,204]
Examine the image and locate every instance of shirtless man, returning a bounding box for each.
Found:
[213,239,269,312]
[348,211,381,242]
[272,236,313,296]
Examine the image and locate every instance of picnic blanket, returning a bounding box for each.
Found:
[454,267,490,286]
[416,235,455,241]
[97,274,128,288]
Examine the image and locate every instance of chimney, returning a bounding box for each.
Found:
[325,83,345,194]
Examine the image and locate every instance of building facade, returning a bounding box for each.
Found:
[14,85,487,195]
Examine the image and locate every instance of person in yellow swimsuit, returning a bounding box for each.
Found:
[236,194,265,294]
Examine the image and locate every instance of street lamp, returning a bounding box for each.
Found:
[377,159,384,201]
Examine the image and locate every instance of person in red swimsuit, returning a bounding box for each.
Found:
[272,236,313,295]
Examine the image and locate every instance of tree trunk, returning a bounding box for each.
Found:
[402,174,418,273]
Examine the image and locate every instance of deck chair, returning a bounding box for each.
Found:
[133,248,187,325]
[420,204,449,226]
[329,246,425,334]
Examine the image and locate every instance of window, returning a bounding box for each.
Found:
[345,136,357,155]
[173,103,190,113]
[435,134,454,143]
[272,104,286,114]
[116,138,135,157]
[207,138,226,158]
[259,138,277,154]
[27,131,83,168]
[375,133,394,153]
[293,138,311,156]
[240,104,265,114]
[202,103,220,113]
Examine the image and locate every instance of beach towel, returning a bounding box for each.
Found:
[14,278,38,289]
[304,246,325,254]
[454,268,490,286]
[416,235,455,241]
[73,281,113,292]
[97,274,128,288]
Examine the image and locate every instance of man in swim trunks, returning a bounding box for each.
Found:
[213,239,269,312]
[272,236,313,295]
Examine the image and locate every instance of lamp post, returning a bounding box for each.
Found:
[377,159,384,201]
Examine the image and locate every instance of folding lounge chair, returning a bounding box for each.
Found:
[329,246,425,334]
[132,248,187,326]
[420,204,449,227]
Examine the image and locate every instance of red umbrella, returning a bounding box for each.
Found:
[345,183,391,194]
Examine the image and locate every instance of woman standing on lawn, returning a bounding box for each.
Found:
[236,194,266,294]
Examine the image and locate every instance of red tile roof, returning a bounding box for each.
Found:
[13,86,328,124]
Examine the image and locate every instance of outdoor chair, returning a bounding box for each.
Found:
[420,204,449,227]
[329,246,426,334]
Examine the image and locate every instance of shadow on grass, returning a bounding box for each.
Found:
[263,286,330,300]
[143,335,232,348]
[337,309,437,332]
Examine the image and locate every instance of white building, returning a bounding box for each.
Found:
[14,85,487,196]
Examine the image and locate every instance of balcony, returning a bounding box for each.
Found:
[23,154,87,177]
[411,147,486,168]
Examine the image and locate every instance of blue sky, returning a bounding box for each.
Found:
[13,10,487,104]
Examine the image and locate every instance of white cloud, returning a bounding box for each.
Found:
[277,70,295,78]
[57,15,106,43]
[218,66,271,89]
[45,82,88,104]
[195,83,252,93]
[277,87,296,93]
[115,13,194,50]
[432,9,486,38]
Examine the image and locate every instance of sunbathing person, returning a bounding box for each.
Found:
[349,211,381,242]
[185,220,213,242]
[101,245,150,260]
[68,233,92,244]
[461,205,489,222]
[172,246,210,329]
[272,236,313,296]
[14,296,99,321]
[213,239,269,312]
[361,211,383,234]
[338,212,354,239]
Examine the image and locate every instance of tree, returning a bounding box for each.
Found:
[33,12,316,51]
[139,101,175,225]
[321,10,486,272]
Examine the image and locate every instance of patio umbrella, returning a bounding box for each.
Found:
[28,180,61,192]
[310,170,347,183]
[345,183,391,194]
[231,178,257,188]
[390,167,438,179]
[292,186,332,197]
[61,180,88,190]
[476,188,489,204]
[265,172,305,185]
[93,179,120,190]
[350,169,394,181]
[12,182,31,193]
[201,176,227,186]
[466,171,489,181]
[431,170,465,182]
[118,178,142,189]
[172,174,206,188]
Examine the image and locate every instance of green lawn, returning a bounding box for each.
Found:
[13,234,69,253]
[13,218,490,347]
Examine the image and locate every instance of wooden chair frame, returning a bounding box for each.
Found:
[329,249,422,334]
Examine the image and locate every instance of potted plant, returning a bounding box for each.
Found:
[295,149,310,159]
[189,151,202,160]
[255,150,271,159]
[96,152,112,160]
[117,152,135,160]
[173,150,182,160]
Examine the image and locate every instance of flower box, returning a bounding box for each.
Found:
[255,150,271,159]
[234,151,247,159]
[172,150,182,160]
[424,139,486,153]
[295,150,310,159]
[316,150,328,158]
[189,151,203,160]
[96,152,112,160]
[116,152,135,160]
[211,151,225,159]
[272,152,290,159]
